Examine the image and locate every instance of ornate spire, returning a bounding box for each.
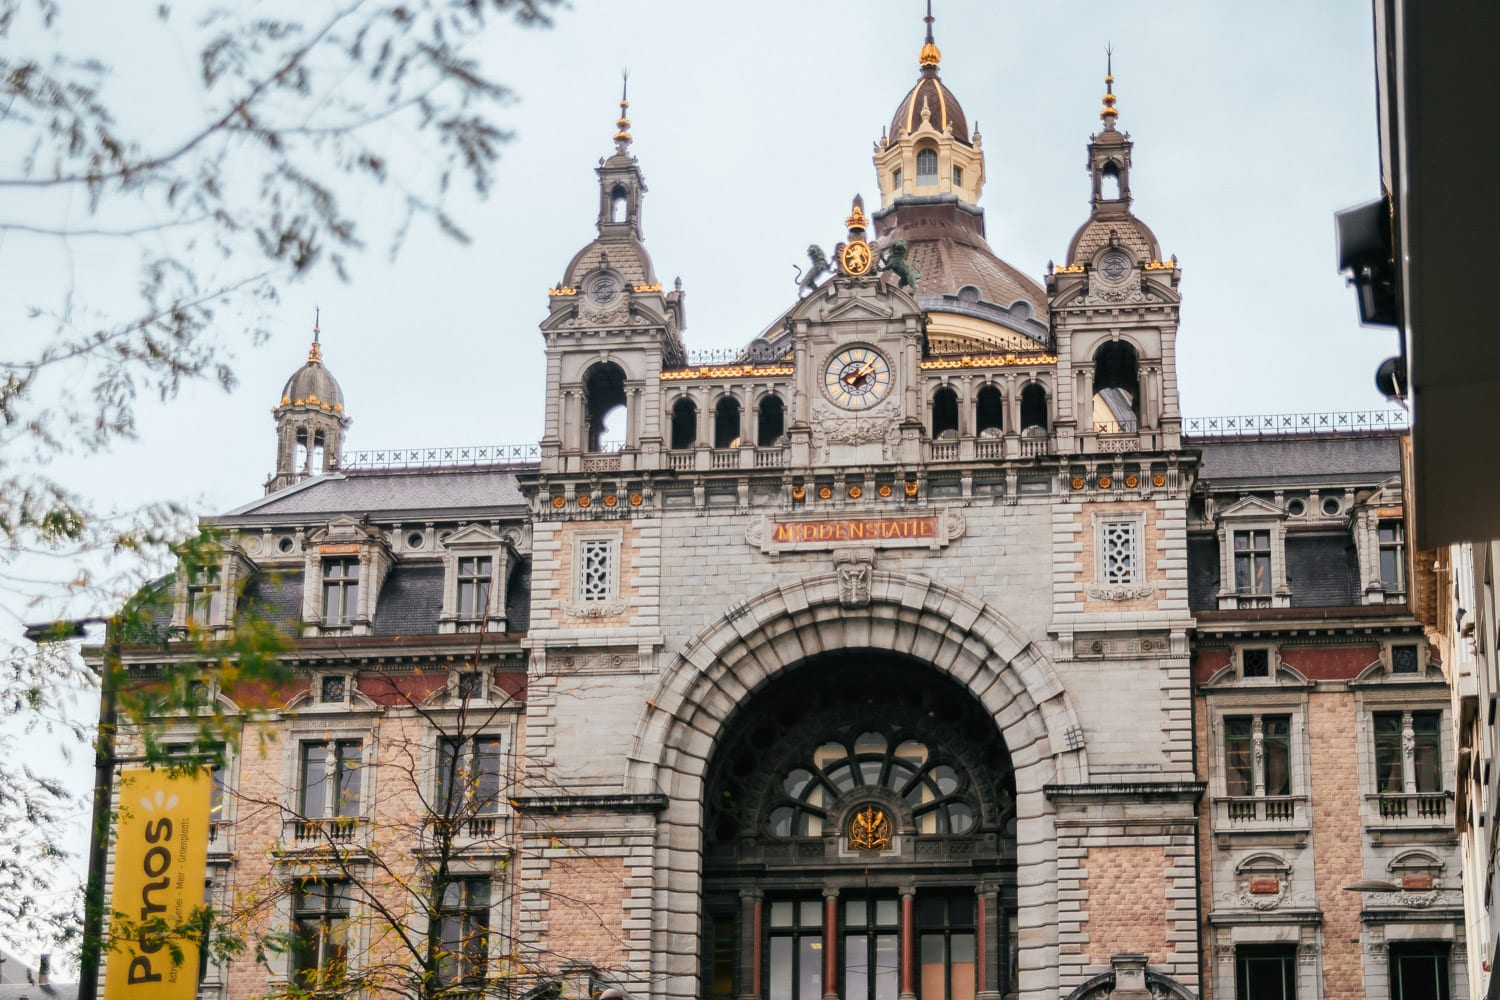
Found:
[308,307,323,364]
[919,0,941,70]
[613,71,632,152]
[1099,45,1119,129]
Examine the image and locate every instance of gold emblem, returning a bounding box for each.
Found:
[849,805,892,851]
[840,240,874,276]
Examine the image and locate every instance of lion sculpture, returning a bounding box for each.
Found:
[793,244,831,299]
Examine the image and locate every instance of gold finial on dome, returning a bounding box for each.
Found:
[918,0,941,68]
[613,71,632,147]
[1099,45,1119,128]
[307,307,323,364]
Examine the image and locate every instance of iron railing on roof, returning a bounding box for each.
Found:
[1183,410,1408,440]
[340,443,540,469]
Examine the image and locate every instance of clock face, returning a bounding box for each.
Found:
[823,346,893,410]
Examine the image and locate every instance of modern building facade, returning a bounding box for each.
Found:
[99,14,1461,1000]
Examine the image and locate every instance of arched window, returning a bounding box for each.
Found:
[310,431,325,474]
[931,386,959,439]
[916,147,938,185]
[1020,383,1048,434]
[294,427,309,475]
[583,362,628,452]
[714,397,742,449]
[1100,162,1121,201]
[610,185,628,223]
[757,395,785,446]
[976,385,1003,436]
[670,398,698,450]
[1092,341,1140,433]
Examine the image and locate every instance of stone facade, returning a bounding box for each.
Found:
[89,14,1457,1000]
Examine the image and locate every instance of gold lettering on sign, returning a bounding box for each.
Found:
[769,516,939,545]
[319,543,361,555]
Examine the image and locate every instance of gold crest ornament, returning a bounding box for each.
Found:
[849,805,893,851]
[840,239,874,276]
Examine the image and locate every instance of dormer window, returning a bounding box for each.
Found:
[186,565,223,627]
[1233,530,1272,595]
[457,557,493,620]
[916,147,938,185]
[322,558,359,625]
[1378,520,1405,590]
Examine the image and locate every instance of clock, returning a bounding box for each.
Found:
[823,346,893,410]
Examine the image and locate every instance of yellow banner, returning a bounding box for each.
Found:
[104,767,212,1000]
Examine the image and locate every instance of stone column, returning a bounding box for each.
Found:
[823,888,840,1000]
[899,887,917,1000]
[739,890,762,1000]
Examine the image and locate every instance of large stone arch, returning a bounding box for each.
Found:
[625,568,1087,1000]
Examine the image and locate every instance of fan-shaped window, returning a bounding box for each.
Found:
[584,362,628,452]
[931,386,958,439]
[1092,341,1140,433]
[1020,383,1048,433]
[766,733,976,838]
[916,147,938,185]
[757,395,785,446]
[670,398,697,449]
[976,385,1003,436]
[714,397,742,449]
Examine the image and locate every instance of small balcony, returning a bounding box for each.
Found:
[1366,791,1451,827]
[1213,794,1308,833]
[283,815,366,848]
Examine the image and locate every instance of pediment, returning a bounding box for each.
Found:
[1217,495,1282,520]
[443,523,504,548]
[310,514,381,545]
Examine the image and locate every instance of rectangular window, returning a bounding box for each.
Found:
[1392,643,1420,674]
[1379,521,1406,590]
[457,556,493,619]
[1224,714,1292,797]
[437,877,491,986]
[300,739,362,819]
[1099,520,1140,585]
[767,899,823,1000]
[916,148,938,184]
[1413,712,1442,793]
[1375,713,1405,793]
[844,897,900,1000]
[1237,945,1296,1000]
[579,539,614,602]
[1242,648,1270,678]
[438,735,504,816]
[916,894,976,1000]
[951,165,964,187]
[322,558,360,625]
[291,880,350,991]
[166,742,227,829]
[1233,530,1272,595]
[1390,942,1450,1000]
[1375,711,1443,794]
[186,565,222,626]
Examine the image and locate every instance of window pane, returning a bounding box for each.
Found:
[1413,713,1442,792]
[845,934,869,1000]
[1225,719,1253,796]
[950,932,977,1000]
[768,937,793,1000]
[920,934,946,999]
[1264,716,1292,796]
[874,934,898,1000]
[798,937,821,999]
[1375,713,1405,793]
[475,736,503,812]
[301,743,328,816]
[335,740,361,816]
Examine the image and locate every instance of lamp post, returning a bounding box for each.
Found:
[23,615,119,1000]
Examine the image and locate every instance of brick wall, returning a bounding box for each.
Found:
[1079,844,1174,966]
[1308,691,1365,998]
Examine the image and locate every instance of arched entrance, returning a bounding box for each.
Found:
[701,653,1018,999]
[627,571,1087,1000]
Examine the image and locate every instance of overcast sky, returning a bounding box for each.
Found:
[0,0,1392,965]
[47,0,1392,521]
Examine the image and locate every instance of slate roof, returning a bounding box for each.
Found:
[372,564,445,637]
[240,570,305,634]
[1194,435,1401,485]
[215,467,530,522]
[1286,534,1362,607]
